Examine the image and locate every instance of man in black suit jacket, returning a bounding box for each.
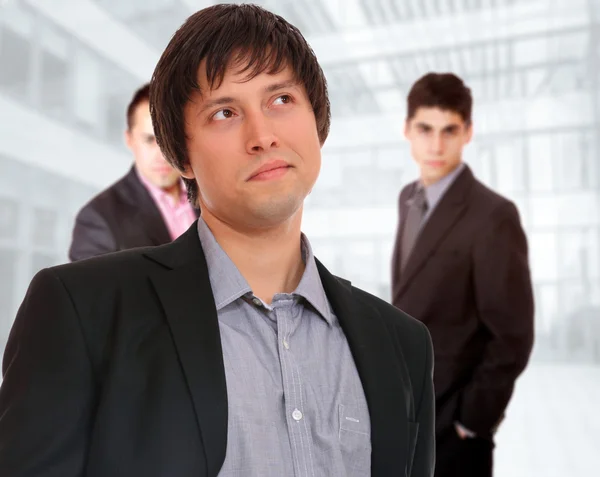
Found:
[68,84,198,261]
[0,5,435,477]
[391,73,534,477]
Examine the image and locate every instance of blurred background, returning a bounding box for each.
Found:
[0,0,599,475]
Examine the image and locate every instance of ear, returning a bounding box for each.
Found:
[180,163,195,180]
[403,120,410,139]
[124,129,133,151]
[464,122,474,144]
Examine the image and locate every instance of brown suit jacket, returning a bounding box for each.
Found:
[69,167,199,262]
[391,165,534,440]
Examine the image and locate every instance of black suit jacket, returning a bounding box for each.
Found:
[391,165,534,440]
[69,166,198,261]
[1,223,435,477]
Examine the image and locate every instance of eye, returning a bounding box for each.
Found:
[273,94,292,105]
[213,109,235,121]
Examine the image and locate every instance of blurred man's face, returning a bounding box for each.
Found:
[404,107,472,186]
[182,62,322,229]
[125,101,181,189]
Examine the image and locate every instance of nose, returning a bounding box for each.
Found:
[430,133,444,155]
[245,112,280,155]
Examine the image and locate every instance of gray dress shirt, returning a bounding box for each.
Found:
[197,218,371,477]
[421,162,466,224]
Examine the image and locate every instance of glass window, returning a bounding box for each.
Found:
[0,248,17,322]
[32,207,58,249]
[0,197,19,241]
[466,147,490,185]
[345,241,377,285]
[527,135,554,192]
[317,153,343,189]
[530,196,559,228]
[587,228,600,280]
[534,283,559,335]
[513,37,548,67]
[39,22,70,118]
[73,46,103,132]
[558,230,586,280]
[581,130,598,189]
[591,281,600,306]
[558,192,598,227]
[494,138,526,194]
[30,252,58,276]
[554,31,587,61]
[555,133,586,191]
[529,231,559,281]
[0,3,34,36]
[0,24,32,101]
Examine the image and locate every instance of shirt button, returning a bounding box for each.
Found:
[292,409,303,421]
[283,339,290,349]
[252,297,261,307]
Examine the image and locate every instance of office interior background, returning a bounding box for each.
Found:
[0,0,599,475]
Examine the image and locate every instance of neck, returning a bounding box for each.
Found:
[421,162,462,187]
[162,182,182,203]
[201,210,305,304]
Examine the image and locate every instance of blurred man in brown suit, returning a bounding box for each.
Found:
[391,72,534,477]
[69,84,198,261]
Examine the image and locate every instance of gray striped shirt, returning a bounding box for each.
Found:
[197,218,371,477]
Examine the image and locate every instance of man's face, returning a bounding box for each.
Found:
[182,63,322,229]
[125,101,181,189]
[404,107,472,186]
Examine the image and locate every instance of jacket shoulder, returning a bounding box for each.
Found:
[75,172,133,219]
[398,180,417,203]
[53,245,158,290]
[351,286,430,351]
[469,176,516,215]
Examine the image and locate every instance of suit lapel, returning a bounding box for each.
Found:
[121,167,173,246]
[397,167,473,295]
[136,205,172,246]
[316,260,411,476]
[144,224,227,476]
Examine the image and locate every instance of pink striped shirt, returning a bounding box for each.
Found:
[137,170,197,240]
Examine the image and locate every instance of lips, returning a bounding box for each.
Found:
[248,159,290,180]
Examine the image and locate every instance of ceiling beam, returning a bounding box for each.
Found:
[25,0,159,81]
[308,0,589,67]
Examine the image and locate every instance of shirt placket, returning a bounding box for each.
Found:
[275,299,315,477]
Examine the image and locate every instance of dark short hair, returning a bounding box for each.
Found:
[126,83,150,130]
[149,4,331,206]
[407,72,472,124]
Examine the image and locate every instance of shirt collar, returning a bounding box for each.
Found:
[196,217,334,325]
[420,162,465,211]
[196,217,252,310]
[136,166,187,205]
[294,235,334,325]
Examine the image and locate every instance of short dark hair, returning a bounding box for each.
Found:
[149,4,331,206]
[407,73,472,124]
[126,83,150,130]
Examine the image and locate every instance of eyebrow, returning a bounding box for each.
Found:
[415,122,461,132]
[442,124,460,133]
[264,79,299,93]
[198,79,300,115]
